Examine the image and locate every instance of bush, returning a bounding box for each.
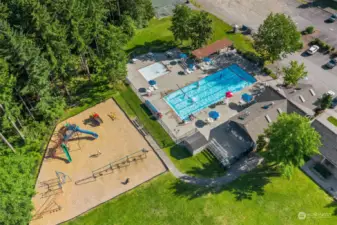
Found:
[256,134,267,152]
[305,26,315,34]
[262,67,272,75]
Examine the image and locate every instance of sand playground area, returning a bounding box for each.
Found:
[31,99,166,225]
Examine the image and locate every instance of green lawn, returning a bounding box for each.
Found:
[327,116,337,127]
[126,14,255,55]
[113,84,174,148]
[65,169,336,225]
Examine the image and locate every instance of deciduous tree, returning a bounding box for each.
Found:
[189,11,213,49]
[254,13,302,62]
[265,113,321,178]
[283,60,307,86]
[171,5,192,43]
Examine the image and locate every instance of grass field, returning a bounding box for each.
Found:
[126,14,255,55]
[65,169,336,225]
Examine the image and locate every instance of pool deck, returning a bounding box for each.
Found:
[127,50,263,142]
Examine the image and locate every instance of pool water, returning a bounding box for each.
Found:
[138,62,169,81]
[164,64,256,120]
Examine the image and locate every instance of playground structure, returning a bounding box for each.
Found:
[75,149,149,185]
[50,123,98,163]
[32,171,71,220]
[31,99,166,225]
[38,171,71,198]
[91,112,104,125]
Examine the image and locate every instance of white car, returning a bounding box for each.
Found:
[307,45,319,55]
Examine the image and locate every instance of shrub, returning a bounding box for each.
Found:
[320,93,333,110]
[256,134,267,152]
[262,67,272,75]
[305,26,315,34]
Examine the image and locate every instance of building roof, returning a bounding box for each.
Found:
[191,38,233,59]
[184,131,208,152]
[311,119,337,165]
[230,86,308,141]
[281,83,321,116]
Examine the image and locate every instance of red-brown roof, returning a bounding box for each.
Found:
[191,38,233,59]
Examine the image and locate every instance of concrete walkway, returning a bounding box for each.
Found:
[145,135,264,187]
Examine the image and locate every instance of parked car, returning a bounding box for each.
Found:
[325,58,337,69]
[330,97,337,109]
[327,13,337,22]
[307,45,319,55]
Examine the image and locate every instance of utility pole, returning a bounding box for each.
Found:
[0,104,25,141]
[0,132,16,153]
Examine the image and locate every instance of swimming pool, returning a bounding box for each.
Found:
[138,62,169,81]
[164,64,256,120]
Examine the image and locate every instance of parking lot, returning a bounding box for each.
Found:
[196,0,337,48]
[279,52,337,95]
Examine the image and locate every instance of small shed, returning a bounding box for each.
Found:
[183,131,208,155]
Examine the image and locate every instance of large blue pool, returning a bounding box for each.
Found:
[164,64,256,120]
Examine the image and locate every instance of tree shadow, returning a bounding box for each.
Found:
[170,165,280,200]
[186,151,226,178]
[167,145,191,160]
[325,201,337,216]
[225,166,280,201]
[127,40,177,56]
[228,102,240,111]
[67,136,96,142]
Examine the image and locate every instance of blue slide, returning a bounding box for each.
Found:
[64,124,98,139]
[75,126,98,138]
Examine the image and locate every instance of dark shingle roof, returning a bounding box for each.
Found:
[230,86,310,141]
[184,131,208,152]
[282,83,321,115]
[312,119,337,165]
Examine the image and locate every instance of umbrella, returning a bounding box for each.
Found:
[209,111,220,120]
[242,93,253,103]
[188,64,194,69]
[148,80,156,86]
[226,91,233,98]
[179,53,187,59]
[203,57,211,62]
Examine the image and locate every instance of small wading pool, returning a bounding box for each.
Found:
[164,64,256,120]
[138,62,169,81]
